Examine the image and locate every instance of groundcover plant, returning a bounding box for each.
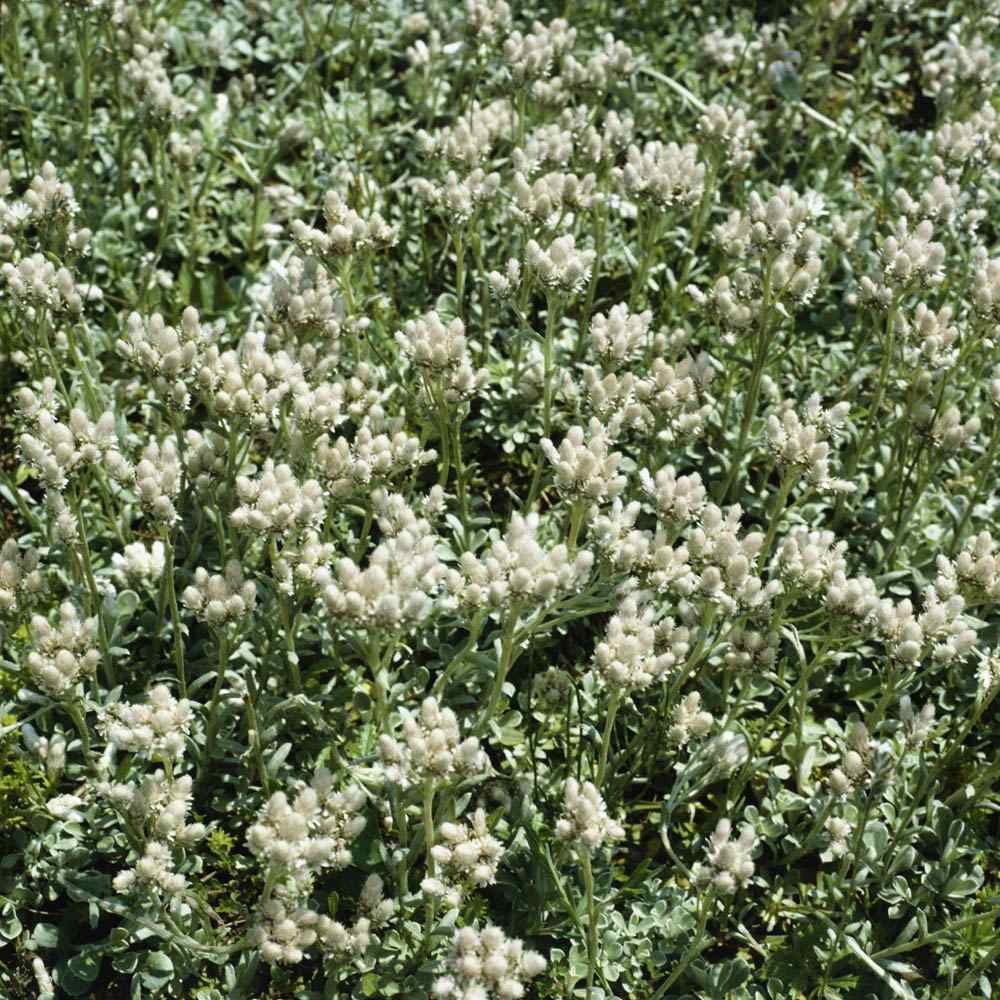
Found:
[0,0,999,996]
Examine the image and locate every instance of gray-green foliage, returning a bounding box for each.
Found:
[0,0,999,997]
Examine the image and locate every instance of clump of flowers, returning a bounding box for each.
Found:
[379,697,488,789]
[690,819,757,894]
[432,924,547,999]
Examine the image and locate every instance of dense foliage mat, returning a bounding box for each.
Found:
[0,0,999,997]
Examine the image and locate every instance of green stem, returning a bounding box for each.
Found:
[423,781,437,934]
[432,612,486,697]
[581,850,598,995]
[244,669,270,794]
[199,630,230,785]
[720,256,777,503]
[479,609,521,732]
[567,499,586,556]
[66,699,91,763]
[758,472,796,571]
[596,689,621,786]
[526,297,562,509]
[164,535,187,698]
[649,893,712,1000]
[69,486,114,688]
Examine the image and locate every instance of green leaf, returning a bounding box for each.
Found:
[0,901,22,940]
[141,950,174,989]
[30,921,59,949]
[56,952,102,996]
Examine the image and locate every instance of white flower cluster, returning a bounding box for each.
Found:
[710,186,824,305]
[316,873,396,957]
[618,141,705,209]
[123,45,190,122]
[585,352,716,443]
[724,626,778,671]
[378,696,487,789]
[461,0,512,41]
[250,874,394,966]
[716,186,823,255]
[247,769,367,888]
[971,252,1000,323]
[0,160,90,256]
[825,569,880,627]
[26,601,99,696]
[923,30,997,105]
[266,254,343,343]
[593,591,686,690]
[1,253,89,315]
[555,778,624,850]
[685,272,755,332]
[504,17,577,81]
[639,466,707,530]
[765,395,853,494]
[639,354,716,440]
[899,695,936,745]
[861,218,946,306]
[935,103,1000,176]
[423,808,506,908]
[824,815,853,860]
[585,499,659,576]
[0,538,45,619]
[697,101,758,169]
[181,560,257,626]
[590,303,651,368]
[924,403,980,453]
[701,26,758,68]
[108,774,206,896]
[315,419,436,497]
[562,32,634,91]
[99,685,192,761]
[232,461,325,536]
[250,901,320,965]
[938,531,1000,606]
[134,437,182,525]
[395,311,488,402]
[418,100,515,166]
[513,115,576,172]
[117,307,213,411]
[897,302,960,372]
[290,188,397,260]
[432,924,547,1000]
[487,258,524,299]
[775,528,847,595]
[413,169,502,223]
[682,504,780,616]
[182,428,227,498]
[691,819,757,893]
[511,170,596,227]
[197,333,302,428]
[18,402,125,490]
[112,540,166,585]
[668,691,714,745]
[524,234,596,293]
[271,530,335,598]
[828,721,894,796]
[449,512,594,610]
[26,726,66,781]
[541,419,626,504]
[894,175,962,226]
[321,501,446,631]
[285,372,369,438]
